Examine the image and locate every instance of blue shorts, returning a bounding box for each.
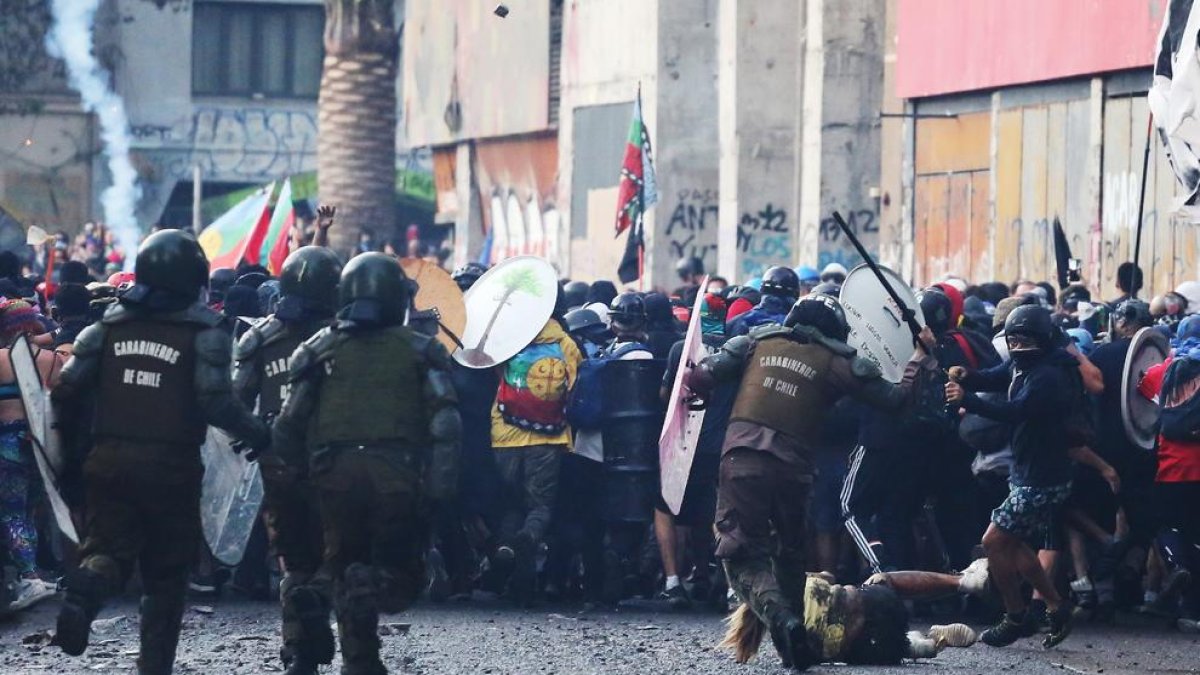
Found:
[992,483,1071,548]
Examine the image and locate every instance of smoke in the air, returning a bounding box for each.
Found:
[45,0,142,264]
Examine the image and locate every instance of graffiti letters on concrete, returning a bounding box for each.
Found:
[665,188,718,267]
[737,202,790,279]
[132,107,318,182]
[817,209,877,269]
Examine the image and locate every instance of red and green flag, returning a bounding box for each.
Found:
[199,181,275,270]
[615,88,658,284]
[245,177,295,275]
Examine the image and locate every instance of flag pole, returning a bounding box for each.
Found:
[1131,113,1153,299]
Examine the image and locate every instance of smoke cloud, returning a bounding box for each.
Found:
[45,0,142,265]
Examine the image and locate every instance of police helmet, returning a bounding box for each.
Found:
[820,262,848,285]
[209,268,237,304]
[760,266,801,300]
[451,262,488,292]
[918,288,954,334]
[810,281,841,298]
[278,246,343,316]
[1003,305,1056,353]
[134,229,209,299]
[609,292,647,334]
[337,252,410,326]
[784,294,850,342]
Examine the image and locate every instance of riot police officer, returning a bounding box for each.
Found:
[232,246,342,674]
[52,230,271,674]
[692,295,935,670]
[273,253,461,675]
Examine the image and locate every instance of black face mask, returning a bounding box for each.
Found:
[1009,347,1044,370]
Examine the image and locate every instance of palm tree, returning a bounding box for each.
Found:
[318,0,397,254]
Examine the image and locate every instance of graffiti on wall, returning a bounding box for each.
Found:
[664,188,719,267]
[817,209,876,269]
[736,202,790,279]
[132,107,318,182]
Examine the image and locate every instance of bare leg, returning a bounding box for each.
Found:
[1011,540,1062,611]
[867,570,964,600]
[983,525,1026,614]
[1032,550,1059,602]
[1064,509,1114,545]
[654,509,680,579]
[1068,528,1090,581]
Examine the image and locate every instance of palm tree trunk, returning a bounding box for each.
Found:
[318,0,397,256]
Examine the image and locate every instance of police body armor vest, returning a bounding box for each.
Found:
[730,335,835,441]
[94,320,206,445]
[256,329,309,417]
[312,326,428,449]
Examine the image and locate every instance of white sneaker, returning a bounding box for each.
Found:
[958,558,990,597]
[1070,576,1093,593]
[9,577,57,611]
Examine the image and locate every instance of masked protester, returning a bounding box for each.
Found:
[726,266,801,337]
[231,246,342,675]
[691,294,937,670]
[946,305,1080,649]
[271,253,460,675]
[51,230,270,674]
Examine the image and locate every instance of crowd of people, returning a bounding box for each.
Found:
[0,213,1197,672]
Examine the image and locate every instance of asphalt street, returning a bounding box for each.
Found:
[0,596,1196,674]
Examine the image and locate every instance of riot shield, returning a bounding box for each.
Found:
[602,359,667,523]
[400,258,467,353]
[658,277,708,515]
[10,335,77,543]
[840,264,925,383]
[200,427,264,566]
[454,256,558,369]
[1122,327,1170,451]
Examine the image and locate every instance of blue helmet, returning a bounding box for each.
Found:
[1065,328,1094,355]
[794,265,820,285]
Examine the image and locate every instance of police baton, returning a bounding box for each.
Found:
[830,210,924,344]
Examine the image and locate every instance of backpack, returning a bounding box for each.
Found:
[902,360,955,437]
[496,341,571,434]
[1159,358,1200,442]
[565,342,647,430]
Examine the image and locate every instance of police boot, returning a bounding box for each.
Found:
[136,592,186,675]
[56,567,108,656]
[281,576,335,673]
[768,609,815,671]
[337,564,386,675]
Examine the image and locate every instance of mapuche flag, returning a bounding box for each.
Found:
[199,181,275,270]
[615,89,658,284]
[243,177,296,275]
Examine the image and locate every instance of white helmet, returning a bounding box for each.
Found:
[1175,281,1200,315]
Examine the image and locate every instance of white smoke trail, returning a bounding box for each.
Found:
[45,0,142,265]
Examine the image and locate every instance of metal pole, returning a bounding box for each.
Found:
[831,210,923,341]
[192,164,203,235]
[1131,114,1152,299]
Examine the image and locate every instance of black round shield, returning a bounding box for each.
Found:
[1122,327,1170,451]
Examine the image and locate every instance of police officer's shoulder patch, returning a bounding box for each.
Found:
[748,323,788,341]
[850,355,882,381]
[233,325,264,363]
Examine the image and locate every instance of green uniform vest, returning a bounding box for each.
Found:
[257,330,307,417]
[730,336,835,440]
[312,327,428,448]
[94,320,205,445]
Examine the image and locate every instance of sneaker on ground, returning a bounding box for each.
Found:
[10,577,58,611]
[980,613,1037,647]
[927,623,978,648]
[658,584,691,610]
[1043,603,1075,649]
[1069,576,1093,593]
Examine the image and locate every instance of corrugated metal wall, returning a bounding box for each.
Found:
[908,76,1200,297]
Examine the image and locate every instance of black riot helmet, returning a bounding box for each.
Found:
[675,256,704,280]
[1112,298,1153,334]
[760,266,801,301]
[563,280,590,310]
[918,287,954,335]
[276,246,343,319]
[133,229,209,299]
[209,267,237,304]
[337,252,411,326]
[810,281,841,298]
[609,292,647,335]
[1003,305,1056,354]
[451,262,488,292]
[784,294,849,342]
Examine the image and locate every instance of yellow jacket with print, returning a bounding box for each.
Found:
[490,319,583,449]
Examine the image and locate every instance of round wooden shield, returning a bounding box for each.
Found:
[454,256,559,369]
[1122,326,1169,451]
[840,264,925,384]
[399,258,467,353]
